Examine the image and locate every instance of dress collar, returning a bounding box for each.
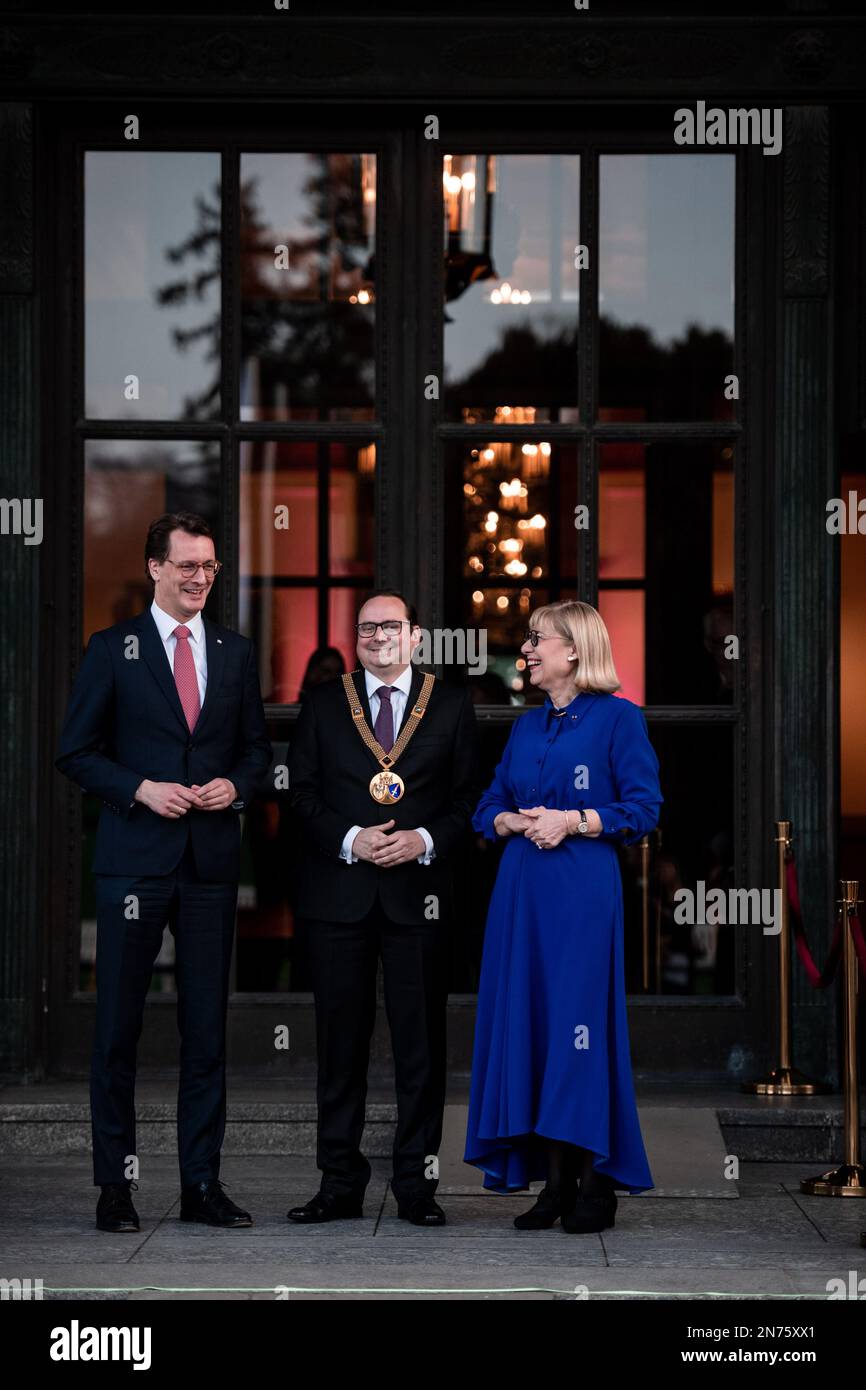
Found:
[543,689,582,719]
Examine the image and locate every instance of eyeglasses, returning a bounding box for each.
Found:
[163,560,222,578]
[523,629,559,647]
[355,619,410,637]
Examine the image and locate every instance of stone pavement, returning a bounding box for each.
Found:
[2,1152,865,1301]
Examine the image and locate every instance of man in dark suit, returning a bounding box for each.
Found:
[288,590,481,1226]
[56,512,271,1233]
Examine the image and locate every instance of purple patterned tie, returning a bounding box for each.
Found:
[373,685,395,752]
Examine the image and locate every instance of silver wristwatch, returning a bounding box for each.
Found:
[577,809,589,834]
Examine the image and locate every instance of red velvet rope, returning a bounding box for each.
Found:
[786,854,866,987]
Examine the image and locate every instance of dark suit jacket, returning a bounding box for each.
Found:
[56,608,272,882]
[289,665,481,924]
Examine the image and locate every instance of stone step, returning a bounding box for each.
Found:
[0,1085,862,1171]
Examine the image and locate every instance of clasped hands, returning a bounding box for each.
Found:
[352,820,426,868]
[135,778,238,818]
[495,805,600,849]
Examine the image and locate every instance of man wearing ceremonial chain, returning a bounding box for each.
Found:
[288,590,481,1227]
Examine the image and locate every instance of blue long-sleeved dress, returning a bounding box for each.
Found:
[463,690,662,1195]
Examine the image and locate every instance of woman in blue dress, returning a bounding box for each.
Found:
[464,599,662,1233]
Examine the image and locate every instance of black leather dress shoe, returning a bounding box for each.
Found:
[180,1179,252,1227]
[513,1182,578,1230]
[287,1191,364,1223]
[96,1181,140,1233]
[397,1194,446,1225]
[561,1192,618,1233]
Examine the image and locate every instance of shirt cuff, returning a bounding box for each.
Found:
[415,826,435,864]
[340,825,363,863]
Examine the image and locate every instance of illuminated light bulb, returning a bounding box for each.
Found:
[500,539,521,554]
[540,442,551,456]
[461,171,476,190]
[491,290,502,304]
[515,658,527,671]
[521,290,532,304]
[496,596,509,609]
[357,289,371,305]
[483,448,495,461]
[521,443,537,455]
[501,283,512,300]
[528,514,546,528]
[472,590,484,604]
[445,174,462,194]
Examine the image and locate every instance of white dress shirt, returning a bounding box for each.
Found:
[150,599,208,709]
[340,664,435,865]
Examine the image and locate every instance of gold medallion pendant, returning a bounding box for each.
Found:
[369,769,406,804]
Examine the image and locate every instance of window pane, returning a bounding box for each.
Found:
[240,439,319,580]
[239,441,375,701]
[329,443,375,576]
[460,439,558,584]
[599,589,645,706]
[620,722,736,995]
[245,585,318,704]
[328,589,366,676]
[83,439,220,640]
[85,152,221,421]
[240,153,376,422]
[599,154,735,422]
[443,154,580,423]
[599,442,735,704]
[446,436,581,695]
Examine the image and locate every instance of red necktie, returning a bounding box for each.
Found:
[173,625,201,732]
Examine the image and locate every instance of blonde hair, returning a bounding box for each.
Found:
[528,600,621,694]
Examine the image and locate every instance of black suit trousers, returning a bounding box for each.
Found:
[302,890,449,1203]
[91,836,238,1188]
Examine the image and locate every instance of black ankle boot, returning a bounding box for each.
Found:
[562,1173,617,1233]
[513,1181,578,1230]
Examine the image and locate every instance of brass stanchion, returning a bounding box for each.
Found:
[741,820,829,1094]
[801,882,866,1196]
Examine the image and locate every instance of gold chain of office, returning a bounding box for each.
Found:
[341,672,435,803]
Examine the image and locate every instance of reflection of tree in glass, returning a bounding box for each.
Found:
[446,316,734,421]
[240,155,375,418]
[153,183,222,421]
